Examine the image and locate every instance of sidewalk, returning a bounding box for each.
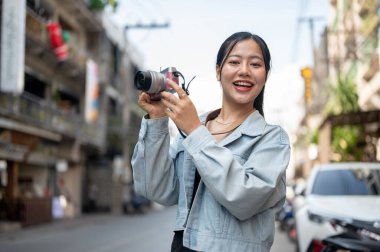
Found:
[0,221,22,232]
[0,213,111,242]
[0,202,166,242]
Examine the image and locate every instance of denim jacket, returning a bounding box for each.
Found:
[131,111,290,252]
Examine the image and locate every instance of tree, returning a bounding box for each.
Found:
[88,0,118,11]
[326,74,363,161]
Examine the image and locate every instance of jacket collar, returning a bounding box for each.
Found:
[239,110,266,137]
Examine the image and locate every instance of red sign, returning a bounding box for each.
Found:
[47,22,68,61]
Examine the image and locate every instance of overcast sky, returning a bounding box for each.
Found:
[108,0,329,135]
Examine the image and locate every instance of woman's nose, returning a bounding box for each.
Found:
[238,63,250,76]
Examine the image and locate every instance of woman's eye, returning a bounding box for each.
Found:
[229,61,239,65]
[251,63,262,67]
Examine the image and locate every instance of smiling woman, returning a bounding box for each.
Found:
[131,31,291,252]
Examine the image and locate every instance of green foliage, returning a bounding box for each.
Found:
[89,0,105,10]
[88,0,118,11]
[310,129,319,144]
[304,128,320,146]
[326,74,359,115]
[326,74,363,161]
[331,125,364,161]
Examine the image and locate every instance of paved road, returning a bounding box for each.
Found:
[0,205,295,252]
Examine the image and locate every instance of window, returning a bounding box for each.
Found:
[24,73,47,99]
[311,168,380,196]
[55,91,80,114]
[26,0,52,20]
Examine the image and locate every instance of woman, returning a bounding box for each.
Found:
[131,31,291,252]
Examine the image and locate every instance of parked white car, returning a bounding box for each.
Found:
[293,162,380,252]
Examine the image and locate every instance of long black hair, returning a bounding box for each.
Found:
[216,31,271,117]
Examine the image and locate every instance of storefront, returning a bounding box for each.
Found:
[0,127,82,228]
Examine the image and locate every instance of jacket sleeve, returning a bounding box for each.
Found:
[182,125,290,220]
[131,116,179,206]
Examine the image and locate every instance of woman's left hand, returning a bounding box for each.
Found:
[160,79,201,135]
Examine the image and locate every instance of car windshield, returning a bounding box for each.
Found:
[311,168,380,196]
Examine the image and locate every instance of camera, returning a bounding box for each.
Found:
[134,67,180,100]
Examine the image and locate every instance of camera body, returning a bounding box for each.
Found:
[134,67,179,100]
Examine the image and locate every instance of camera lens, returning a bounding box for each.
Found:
[134,71,152,91]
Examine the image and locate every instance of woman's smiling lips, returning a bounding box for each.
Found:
[233,81,254,91]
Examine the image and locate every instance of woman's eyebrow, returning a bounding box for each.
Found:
[228,54,264,61]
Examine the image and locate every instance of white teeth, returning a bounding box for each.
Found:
[234,82,253,87]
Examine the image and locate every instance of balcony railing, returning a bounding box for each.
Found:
[25,8,87,80]
[0,92,105,148]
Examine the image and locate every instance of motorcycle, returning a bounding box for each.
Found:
[276,198,297,243]
[306,210,380,252]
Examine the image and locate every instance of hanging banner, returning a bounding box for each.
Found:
[46,22,68,61]
[85,59,100,123]
[1,0,26,93]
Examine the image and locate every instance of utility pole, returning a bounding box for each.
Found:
[122,21,170,47]
[298,16,324,66]
[124,22,170,39]
[121,21,170,205]
[298,16,325,109]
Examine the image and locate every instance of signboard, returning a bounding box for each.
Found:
[1,0,26,93]
[85,59,100,123]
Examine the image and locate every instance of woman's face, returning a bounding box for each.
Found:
[216,39,267,106]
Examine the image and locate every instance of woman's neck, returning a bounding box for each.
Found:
[205,105,255,142]
[217,105,255,123]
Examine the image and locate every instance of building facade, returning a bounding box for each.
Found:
[294,0,380,179]
[318,0,380,163]
[0,0,141,229]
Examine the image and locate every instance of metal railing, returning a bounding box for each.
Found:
[0,92,105,148]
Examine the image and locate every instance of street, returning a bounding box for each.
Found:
[0,1,378,252]
[0,205,295,252]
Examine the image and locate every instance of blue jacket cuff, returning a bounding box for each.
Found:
[182,125,214,155]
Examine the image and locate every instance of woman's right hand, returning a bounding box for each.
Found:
[138,91,167,119]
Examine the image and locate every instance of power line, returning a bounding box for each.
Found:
[124,22,170,30]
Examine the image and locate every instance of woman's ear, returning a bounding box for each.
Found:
[216,66,221,81]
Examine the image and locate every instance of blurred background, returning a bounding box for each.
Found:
[0,0,379,252]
